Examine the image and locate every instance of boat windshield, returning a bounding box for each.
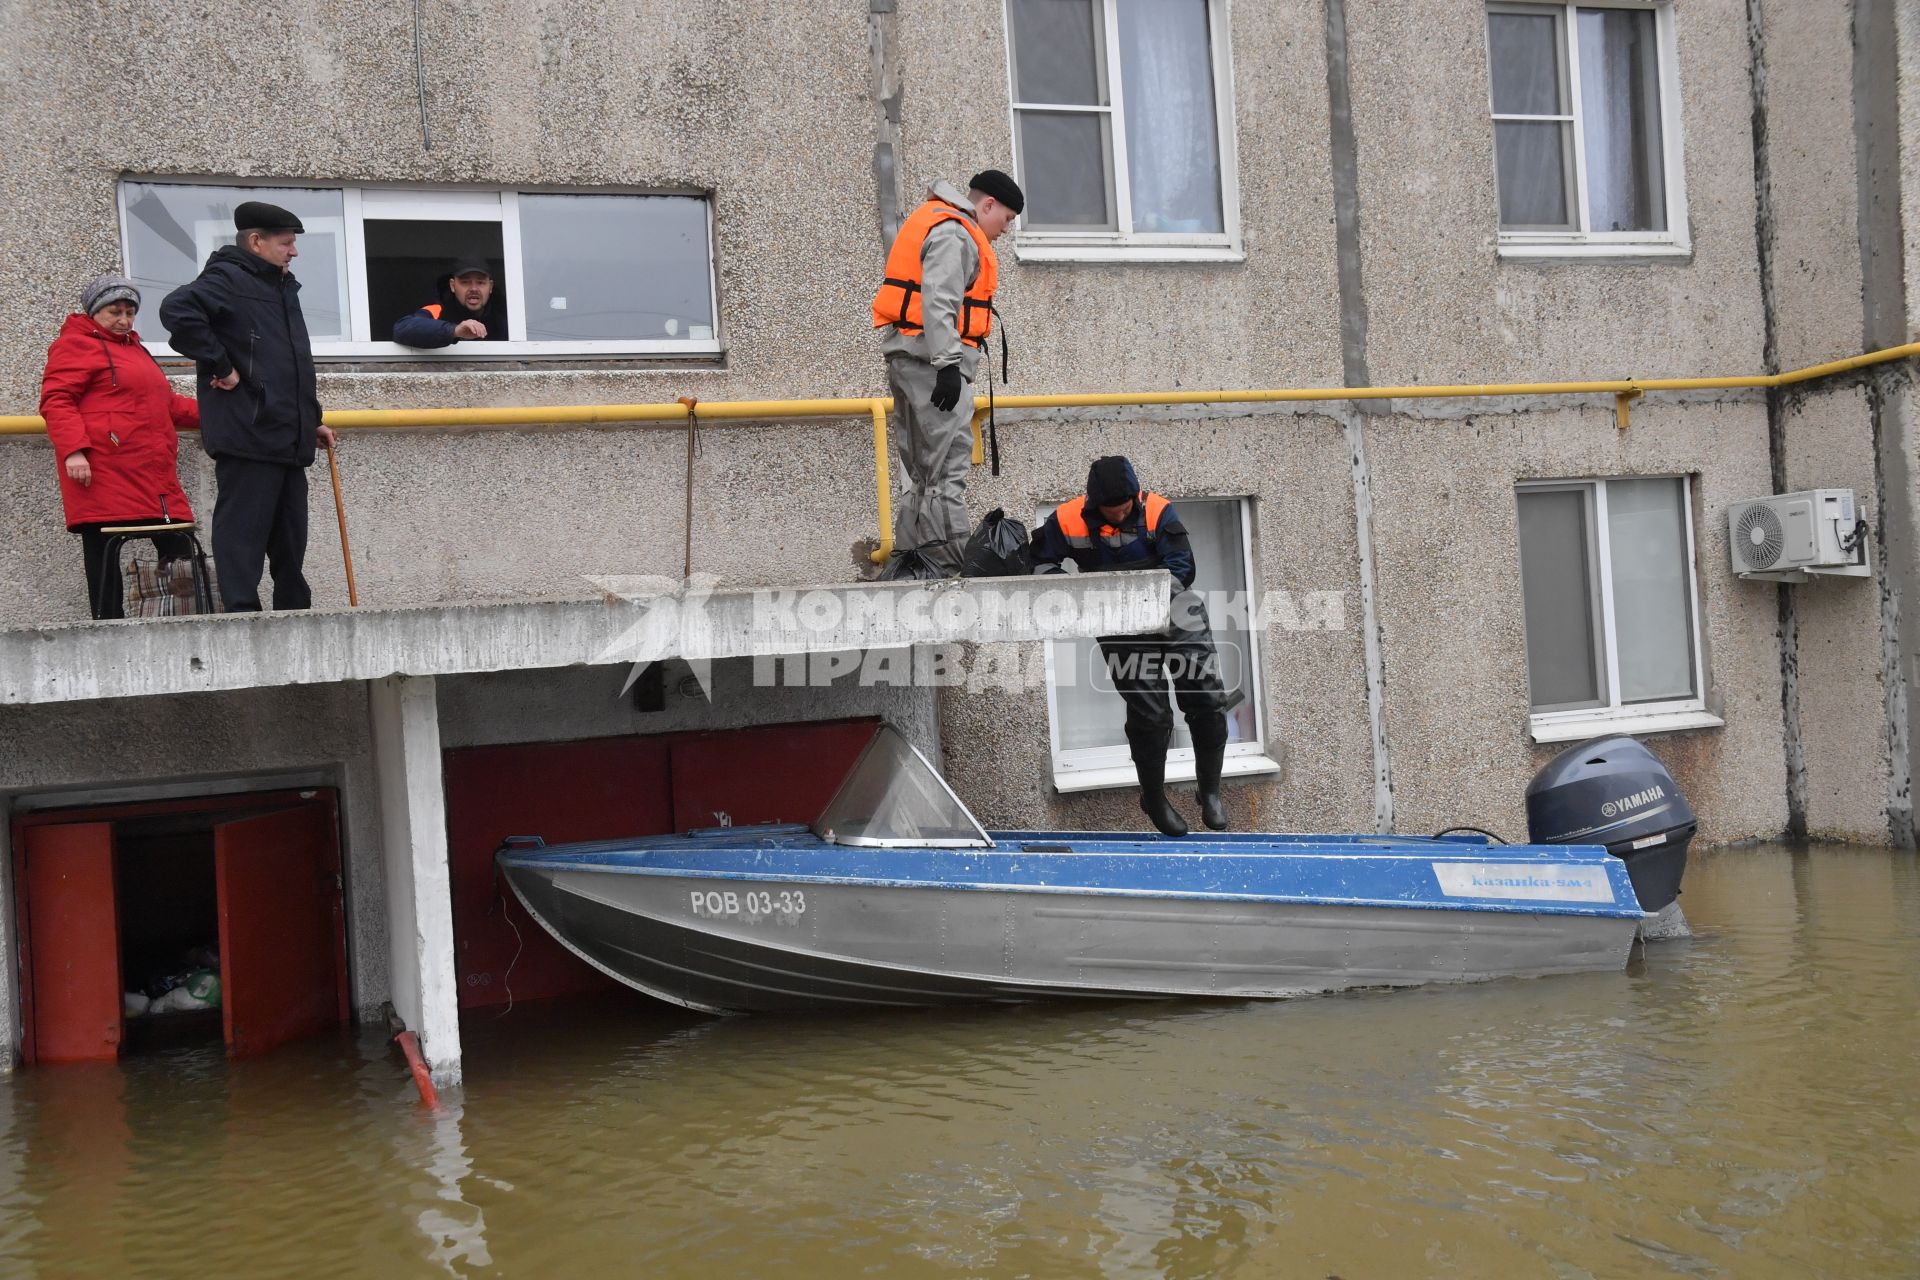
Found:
[814,726,993,848]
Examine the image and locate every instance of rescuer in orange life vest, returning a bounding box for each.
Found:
[1032,456,1241,838]
[871,170,1023,576]
[392,257,508,348]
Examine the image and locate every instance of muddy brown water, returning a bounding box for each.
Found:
[1,843,1914,1279]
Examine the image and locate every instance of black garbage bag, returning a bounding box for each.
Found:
[960,509,1031,577]
[878,543,951,581]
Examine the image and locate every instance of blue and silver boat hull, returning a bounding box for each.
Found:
[497,834,1643,1015]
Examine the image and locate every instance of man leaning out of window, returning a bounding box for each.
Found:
[392,257,508,348]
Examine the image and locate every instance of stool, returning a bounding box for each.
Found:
[96,521,217,617]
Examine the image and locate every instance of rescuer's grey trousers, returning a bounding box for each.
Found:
[885,354,972,573]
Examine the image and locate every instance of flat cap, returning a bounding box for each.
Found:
[234,200,304,234]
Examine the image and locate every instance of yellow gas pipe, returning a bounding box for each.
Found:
[3,341,1917,566]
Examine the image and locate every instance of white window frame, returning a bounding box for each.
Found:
[117,178,724,361]
[1487,1,1691,260]
[1003,0,1244,263]
[1517,476,1721,744]
[1041,497,1280,791]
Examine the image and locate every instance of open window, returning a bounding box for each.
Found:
[359,192,508,342]
[119,180,721,359]
[1040,497,1278,791]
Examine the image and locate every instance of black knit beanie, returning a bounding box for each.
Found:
[1086,456,1139,507]
[967,169,1026,214]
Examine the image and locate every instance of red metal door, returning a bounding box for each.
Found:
[20,823,122,1064]
[213,799,347,1058]
[444,737,674,1010]
[668,720,879,831]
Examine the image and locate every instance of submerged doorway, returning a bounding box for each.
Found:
[11,790,350,1067]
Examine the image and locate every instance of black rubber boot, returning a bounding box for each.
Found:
[1128,725,1188,838]
[1191,717,1230,831]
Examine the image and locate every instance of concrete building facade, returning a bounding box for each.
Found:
[0,0,1914,1082]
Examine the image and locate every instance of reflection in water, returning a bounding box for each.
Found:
[0,845,1915,1278]
[410,1104,494,1273]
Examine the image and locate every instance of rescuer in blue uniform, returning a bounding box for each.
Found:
[1031,456,1237,838]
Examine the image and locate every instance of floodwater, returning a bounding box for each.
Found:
[1,845,1915,1279]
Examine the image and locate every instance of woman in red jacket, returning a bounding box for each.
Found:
[40,275,201,618]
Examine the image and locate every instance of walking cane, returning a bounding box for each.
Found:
[325,439,359,606]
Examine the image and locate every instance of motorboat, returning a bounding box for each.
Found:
[496,725,1683,1015]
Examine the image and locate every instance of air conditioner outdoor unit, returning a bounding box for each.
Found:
[1727,488,1870,582]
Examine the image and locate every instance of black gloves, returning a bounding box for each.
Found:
[930,364,964,412]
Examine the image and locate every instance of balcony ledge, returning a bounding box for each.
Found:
[0,573,1168,707]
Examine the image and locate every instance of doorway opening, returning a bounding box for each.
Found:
[115,813,222,1053]
[12,789,350,1067]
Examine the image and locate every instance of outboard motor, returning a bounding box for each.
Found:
[1526,735,1695,913]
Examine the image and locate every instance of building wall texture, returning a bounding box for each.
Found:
[0,0,1911,925]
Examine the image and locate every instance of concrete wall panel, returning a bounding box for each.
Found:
[1344,0,1767,386]
[1761,0,1868,368]
[1781,386,1893,840]
[0,1,879,410]
[0,0,1898,847]
[1365,396,1786,844]
[889,0,1344,393]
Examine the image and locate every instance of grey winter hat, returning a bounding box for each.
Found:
[81,274,140,316]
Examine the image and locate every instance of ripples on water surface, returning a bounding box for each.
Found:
[1,844,1915,1278]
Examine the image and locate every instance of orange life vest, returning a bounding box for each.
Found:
[872,200,999,348]
[1053,492,1172,550]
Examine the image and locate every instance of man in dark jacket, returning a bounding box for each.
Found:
[392,257,508,348]
[160,200,332,612]
[1032,456,1239,838]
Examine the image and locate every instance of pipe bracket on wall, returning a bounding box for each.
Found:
[1615,388,1643,432]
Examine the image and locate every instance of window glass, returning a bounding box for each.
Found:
[1605,477,1694,701]
[1518,478,1702,718]
[1517,487,1604,708]
[1049,497,1258,757]
[1116,0,1224,234]
[517,194,715,342]
[123,182,348,341]
[1577,7,1666,232]
[1017,112,1117,229]
[1495,121,1574,228]
[1009,0,1105,105]
[1488,10,1564,114]
[121,181,719,351]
